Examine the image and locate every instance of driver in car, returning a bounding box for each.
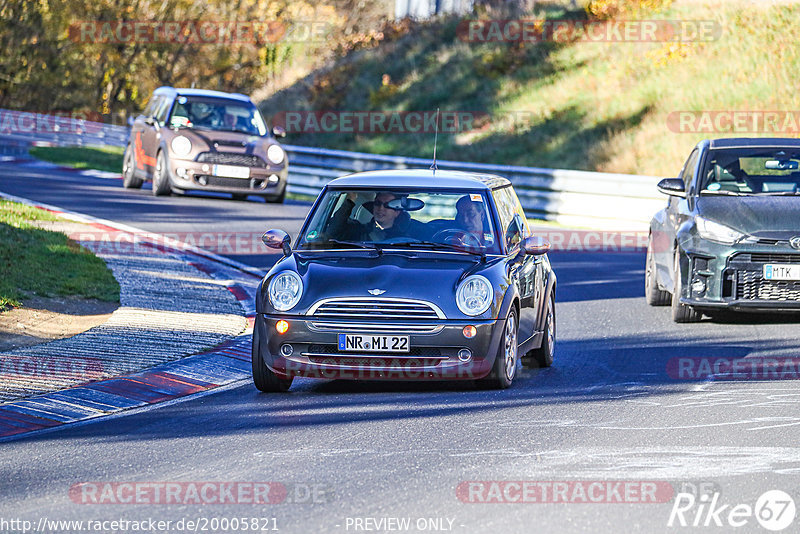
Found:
[454,195,489,245]
[328,192,424,242]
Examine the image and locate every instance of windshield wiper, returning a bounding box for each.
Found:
[700,190,750,196]
[307,239,382,253]
[388,240,485,260]
[756,191,800,196]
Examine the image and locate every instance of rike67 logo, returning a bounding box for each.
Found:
[668,490,796,531]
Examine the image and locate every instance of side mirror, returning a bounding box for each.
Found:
[657,178,686,198]
[521,236,551,256]
[262,229,291,256]
[272,126,286,138]
[143,116,155,126]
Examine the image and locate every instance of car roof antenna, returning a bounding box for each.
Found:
[430,108,440,173]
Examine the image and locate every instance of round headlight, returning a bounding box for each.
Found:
[268,271,303,311]
[267,144,285,165]
[456,275,493,316]
[171,135,192,157]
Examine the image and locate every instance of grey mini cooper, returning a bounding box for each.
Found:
[252,169,557,391]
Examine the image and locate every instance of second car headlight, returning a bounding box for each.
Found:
[695,216,745,245]
[456,275,493,316]
[170,135,192,157]
[267,144,285,165]
[268,271,303,311]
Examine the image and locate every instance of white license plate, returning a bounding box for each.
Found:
[338,334,409,353]
[212,164,250,179]
[763,264,800,280]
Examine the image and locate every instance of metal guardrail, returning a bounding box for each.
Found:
[0,109,663,228]
[283,144,663,228]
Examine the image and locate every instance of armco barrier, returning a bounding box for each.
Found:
[0,108,663,228]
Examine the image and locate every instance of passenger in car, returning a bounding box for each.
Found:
[328,192,425,241]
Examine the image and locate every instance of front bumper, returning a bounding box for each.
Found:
[168,157,288,196]
[253,314,504,381]
[680,245,800,311]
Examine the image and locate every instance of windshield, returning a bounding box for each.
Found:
[167,96,267,136]
[298,189,502,254]
[700,148,800,195]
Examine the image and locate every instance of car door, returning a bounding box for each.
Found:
[658,148,699,289]
[137,96,168,177]
[492,186,539,345]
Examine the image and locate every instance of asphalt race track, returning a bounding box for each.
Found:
[2,157,800,533]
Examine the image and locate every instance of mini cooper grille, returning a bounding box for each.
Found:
[308,298,443,321]
[198,175,264,189]
[307,356,443,367]
[196,152,265,167]
[736,271,800,301]
[307,344,442,358]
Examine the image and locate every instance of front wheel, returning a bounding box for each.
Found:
[122,145,143,189]
[477,309,518,389]
[252,346,293,393]
[152,151,172,196]
[671,250,702,323]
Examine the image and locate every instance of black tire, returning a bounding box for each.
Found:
[152,150,172,196]
[265,185,286,204]
[645,238,670,306]
[477,309,518,389]
[252,340,293,393]
[671,250,702,323]
[526,292,555,368]
[122,145,143,189]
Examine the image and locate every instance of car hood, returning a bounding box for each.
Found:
[180,129,269,150]
[697,196,800,238]
[274,252,504,315]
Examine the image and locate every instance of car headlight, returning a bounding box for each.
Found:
[268,271,303,311]
[695,216,745,245]
[456,275,493,316]
[170,135,192,157]
[267,144,285,165]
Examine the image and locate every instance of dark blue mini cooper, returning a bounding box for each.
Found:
[252,170,557,391]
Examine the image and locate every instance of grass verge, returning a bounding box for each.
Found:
[29,145,124,174]
[0,200,120,309]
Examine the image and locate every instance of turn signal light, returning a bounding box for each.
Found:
[276,320,289,334]
[462,325,477,338]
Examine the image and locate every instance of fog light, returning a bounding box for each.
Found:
[280,344,293,356]
[276,320,289,334]
[462,325,477,338]
[176,167,187,178]
[268,174,279,183]
[691,278,706,296]
[198,176,208,186]
[458,349,472,362]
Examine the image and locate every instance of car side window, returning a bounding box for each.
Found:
[492,186,529,253]
[142,97,158,118]
[680,149,699,187]
[154,97,171,124]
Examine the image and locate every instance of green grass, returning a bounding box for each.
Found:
[29,145,124,174]
[0,200,120,309]
[260,0,800,177]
